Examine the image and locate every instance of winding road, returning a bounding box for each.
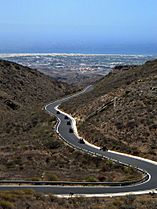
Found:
[1,85,157,197]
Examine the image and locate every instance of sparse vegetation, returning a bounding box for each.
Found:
[0,60,140,182]
[0,201,14,209]
[44,172,59,181]
[0,190,157,209]
[85,176,98,182]
[62,59,157,160]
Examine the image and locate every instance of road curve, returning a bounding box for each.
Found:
[44,85,157,196]
[0,86,157,197]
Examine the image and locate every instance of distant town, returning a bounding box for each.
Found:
[0,53,154,84]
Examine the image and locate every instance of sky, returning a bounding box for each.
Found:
[0,0,157,54]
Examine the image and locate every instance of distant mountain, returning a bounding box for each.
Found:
[62,59,157,160]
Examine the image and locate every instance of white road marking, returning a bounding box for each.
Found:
[43,86,157,197]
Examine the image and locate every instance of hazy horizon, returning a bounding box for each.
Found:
[0,0,157,55]
[0,44,157,56]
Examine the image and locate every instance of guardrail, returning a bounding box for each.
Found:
[55,128,149,188]
[0,175,149,186]
[43,86,150,189]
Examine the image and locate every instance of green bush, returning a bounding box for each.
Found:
[30,177,41,181]
[85,176,98,182]
[45,173,58,181]
[0,201,14,209]
[44,139,61,149]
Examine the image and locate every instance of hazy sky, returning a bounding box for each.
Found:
[0,0,157,54]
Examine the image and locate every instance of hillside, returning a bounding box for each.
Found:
[0,59,72,108]
[0,59,138,182]
[0,190,157,209]
[62,59,157,160]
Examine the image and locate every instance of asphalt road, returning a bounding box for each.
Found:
[1,85,157,196]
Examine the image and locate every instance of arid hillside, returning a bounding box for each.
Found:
[0,59,72,108]
[0,59,155,209]
[0,59,138,182]
[0,190,157,209]
[62,59,157,160]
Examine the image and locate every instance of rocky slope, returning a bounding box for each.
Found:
[62,59,157,160]
[0,60,137,182]
[0,59,72,109]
